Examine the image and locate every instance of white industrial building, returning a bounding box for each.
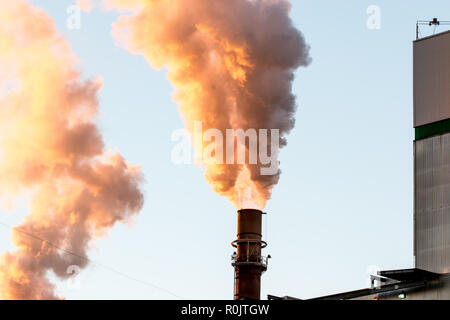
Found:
[270,25,450,301]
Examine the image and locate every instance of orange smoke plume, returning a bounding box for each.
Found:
[105,0,310,209]
[76,0,95,12]
[0,0,144,299]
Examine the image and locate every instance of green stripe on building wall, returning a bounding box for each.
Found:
[416,118,450,140]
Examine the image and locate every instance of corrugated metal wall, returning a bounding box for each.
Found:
[414,31,450,127]
[415,133,450,273]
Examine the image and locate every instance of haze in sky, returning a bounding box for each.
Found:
[1,0,450,299]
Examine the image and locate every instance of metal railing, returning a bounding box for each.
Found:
[416,18,450,40]
[231,252,271,273]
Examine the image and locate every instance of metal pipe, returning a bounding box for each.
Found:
[231,209,268,300]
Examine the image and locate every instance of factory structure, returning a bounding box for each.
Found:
[231,209,269,300]
[234,23,450,301]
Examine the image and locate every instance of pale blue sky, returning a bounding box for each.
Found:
[2,0,450,299]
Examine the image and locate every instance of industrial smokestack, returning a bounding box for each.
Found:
[232,209,268,300]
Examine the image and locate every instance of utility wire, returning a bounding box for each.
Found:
[0,221,184,299]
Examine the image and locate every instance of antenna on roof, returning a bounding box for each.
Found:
[416,18,450,40]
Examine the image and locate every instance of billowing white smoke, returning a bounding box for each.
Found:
[0,0,144,299]
[105,0,311,209]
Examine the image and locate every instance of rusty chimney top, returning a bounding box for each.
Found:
[231,209,269,300]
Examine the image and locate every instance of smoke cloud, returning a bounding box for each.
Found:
[105,0,310,209]
[76,0,95,12]
[0,0,144,299]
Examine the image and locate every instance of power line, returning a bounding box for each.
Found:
[0,221,184,299]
